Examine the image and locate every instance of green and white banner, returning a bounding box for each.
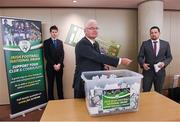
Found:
[0,17,47,118]
[103,88,130,109]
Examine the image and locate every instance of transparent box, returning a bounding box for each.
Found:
[81,69,143,116]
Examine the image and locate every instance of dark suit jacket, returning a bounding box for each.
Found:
[44,38,64,69]
[73,37,119,91]
[138,39,172,73]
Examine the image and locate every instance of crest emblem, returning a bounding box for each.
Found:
[18,40,31,53]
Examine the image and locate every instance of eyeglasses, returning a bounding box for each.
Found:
[87,27,99,30]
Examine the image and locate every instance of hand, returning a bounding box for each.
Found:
[158,62,165,68]
[57,64,61,69]
[143,63,150,70]
[121,58,132,66]
[104,64,111,70]
[53,64,60,71]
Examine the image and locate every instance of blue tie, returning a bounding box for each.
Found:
[53,40,57,48]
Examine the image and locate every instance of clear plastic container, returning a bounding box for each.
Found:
[81,69,143,116]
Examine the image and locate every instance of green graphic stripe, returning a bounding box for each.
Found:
[10,90,39,97]
[3,44,42,51]
[103,93,130,99]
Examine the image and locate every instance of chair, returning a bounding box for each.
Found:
[168,75,180,103]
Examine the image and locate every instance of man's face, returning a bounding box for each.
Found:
[84,23,98,40]
[4,20,7,24]
[150,28,160,40]
[50,29,58,39]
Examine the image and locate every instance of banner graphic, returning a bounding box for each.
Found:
[0,17,47,117]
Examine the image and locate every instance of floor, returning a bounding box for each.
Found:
[0,104,45,121]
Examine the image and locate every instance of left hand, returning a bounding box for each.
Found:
[54,64,61,71]
[104,64,111,70]
[56,64,61,70]
[158,62,165,68]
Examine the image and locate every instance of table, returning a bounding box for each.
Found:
[40,92,180,121]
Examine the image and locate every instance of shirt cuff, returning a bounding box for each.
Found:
[118,58,121,65]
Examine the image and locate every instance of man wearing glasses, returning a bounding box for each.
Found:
[73,19,132,98]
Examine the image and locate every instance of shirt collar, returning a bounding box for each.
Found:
[151,39,159,43]
[51,37,57,41]
[86,36,95,45]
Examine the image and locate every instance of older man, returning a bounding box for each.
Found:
[73,19,132,98]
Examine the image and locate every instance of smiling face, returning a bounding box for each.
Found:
[84,20,98,40]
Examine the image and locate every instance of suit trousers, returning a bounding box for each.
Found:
[74,79,85,98]
[143,69,165,93]
[74,89,85,98]
[46,66,64,100]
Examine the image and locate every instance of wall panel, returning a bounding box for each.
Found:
[0,8,137,104]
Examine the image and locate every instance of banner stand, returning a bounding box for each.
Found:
[10,103,47,119]
[0,17,47,119]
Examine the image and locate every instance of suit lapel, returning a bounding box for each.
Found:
[50,38,54,47]
[156,40,163,57]
[84,37,101,54]
[147,39,154,55]
[85,37,95,49]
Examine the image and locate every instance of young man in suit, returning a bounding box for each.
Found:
[73,19,132,98]
[138,26,172,93]
[44,25,64,100]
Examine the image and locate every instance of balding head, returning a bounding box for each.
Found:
[84,19,98,40]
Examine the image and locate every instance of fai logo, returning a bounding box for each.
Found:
[18,40,31,53]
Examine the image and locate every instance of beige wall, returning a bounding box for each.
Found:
[0,14,9,104]
[163,11,180,88]
[0,8,138,104]
[1,8,180,105]
[96,9,138,70]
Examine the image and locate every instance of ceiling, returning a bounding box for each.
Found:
[0,0,180,10]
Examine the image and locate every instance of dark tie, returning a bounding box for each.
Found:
[153,41,157,56]
[93,43,99,52]
[53,40,57,48]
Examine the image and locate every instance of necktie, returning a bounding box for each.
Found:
[53,40,57,48]
[93,43,99,52]
[153,41,157,56]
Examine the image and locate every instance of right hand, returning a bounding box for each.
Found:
[143,63,150,70]
[121,58,132,66]
[53,64,60,71]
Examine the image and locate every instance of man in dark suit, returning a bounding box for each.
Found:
[44,25,64,100]
[138,26,172,93]
[73,19,132,98]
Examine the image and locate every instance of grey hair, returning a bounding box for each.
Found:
[84,19,98,29]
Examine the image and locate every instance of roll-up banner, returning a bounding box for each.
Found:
[0,17,47,118]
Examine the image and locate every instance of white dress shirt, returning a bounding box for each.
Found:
[151,39,160,56]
